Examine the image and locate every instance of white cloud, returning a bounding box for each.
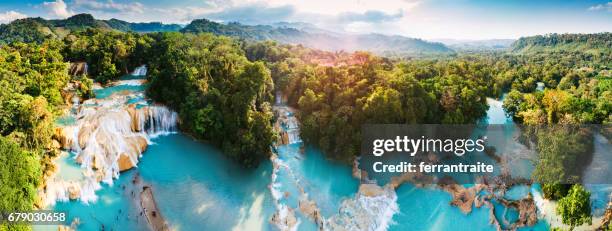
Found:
[154,7,220,23]
[246,0,420,15]
[73,0,145,14]
[588,2,612,12]
[0,11,27,24]
[153,0,420,24]
[43,0,74,18]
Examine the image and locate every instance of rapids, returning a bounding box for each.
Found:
[40,73,609,231]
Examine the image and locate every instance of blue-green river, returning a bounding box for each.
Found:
[37,72,608,231]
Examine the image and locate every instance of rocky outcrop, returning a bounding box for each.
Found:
[299,198,324,227]
[54,127,74,149]
[118,136,148,171]
[598,202,612,230]
[141,186,169,231]
[270,207,299,230]
[67,182,81,200]
[439,181,486,214]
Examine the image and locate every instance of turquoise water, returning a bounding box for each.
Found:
[492,200,519,230]
[504,185,531,201]
[55,115,76,126]
[48,78,611,231]
[94,83,146,99]
[388,98,546,230]
[55,152,85,182]
[390,184,494,230]
[52,134,276,231]
[276,144,359,217]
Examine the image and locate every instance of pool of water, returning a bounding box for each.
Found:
[505,185,531,201]
[390,184,494,230]
[492,200,520,230]
[51,134,277,231]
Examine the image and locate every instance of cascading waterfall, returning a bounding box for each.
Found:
[131,65,147,76]
[276,108,302,144]
[270,105,399,231]
[325,186,399,231]
[43,77,178,206]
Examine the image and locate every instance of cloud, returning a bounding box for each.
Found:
[154,7,219,23]
[0,11,27,24]
[336,10,404,23]
[155,1,296,24]
[73,0,145,14]
[588,2,612,12]
[204,3,296,24]
[43,0,73,18]
[152,0,419,24]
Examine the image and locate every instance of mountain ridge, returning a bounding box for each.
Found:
[0,13,182,44]
[180,18,454,55]
[510,33,611,54]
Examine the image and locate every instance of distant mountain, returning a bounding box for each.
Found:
[269,22,340,35]
[511,33,611,54]
[434,39,515,51]
[181,19,454,55]
[0,13,182,44]
[105,19,183,32]
[1,14,452,56]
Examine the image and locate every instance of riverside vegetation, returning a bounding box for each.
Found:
[0,14,610,230]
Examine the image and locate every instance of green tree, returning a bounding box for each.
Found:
[0,136,41,231]
[557,184,592,229]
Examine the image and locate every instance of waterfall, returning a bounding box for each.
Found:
[144,106,179,137]
[277,108,302,144]
[271,105,399,231]
[68,104,177,182]
[43,79,178,205]
[325,186,399,231]
[131,65,147,76]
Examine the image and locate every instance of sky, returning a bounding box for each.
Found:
[0,0,611,40]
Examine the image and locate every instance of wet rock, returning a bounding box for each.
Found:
[118,154,135,172]
[359,184,385,197]
[54,127,73,149]
[599,202,612,230]
[127,105,147,132]
[118,136,148,172]
[78,124,95,149]
[270,207,298,231]
[280,132,289,145]
[438,179,486,214]
[299,198,324,226]
[58,225,74,231]
[67,183,81,200]
[140,186,169,231]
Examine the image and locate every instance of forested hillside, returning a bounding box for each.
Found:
[0,13,181,44]
[181,19,454,55]
[511,33,612,54]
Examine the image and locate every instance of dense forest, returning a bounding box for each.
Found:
[0,40,71,230]
[511,32,612,54]
[0,14,610,230]
[144,32,276,167]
